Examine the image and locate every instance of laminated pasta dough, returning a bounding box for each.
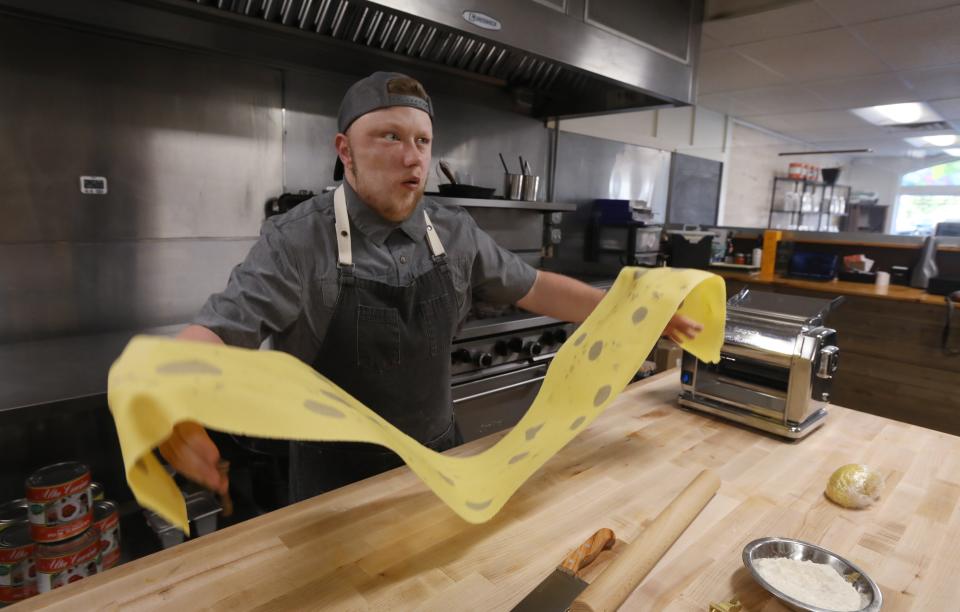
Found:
[108,266,725,532]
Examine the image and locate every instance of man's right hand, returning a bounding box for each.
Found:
[158,421,228,495]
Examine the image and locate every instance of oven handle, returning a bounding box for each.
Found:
[452,375,547,404]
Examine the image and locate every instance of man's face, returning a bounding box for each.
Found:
[335,106,432,223]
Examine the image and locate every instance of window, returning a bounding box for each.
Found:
[894,160,960,234]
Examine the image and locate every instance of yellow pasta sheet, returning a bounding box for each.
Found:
[108,267,725,532]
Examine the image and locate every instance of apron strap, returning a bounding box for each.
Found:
[423,211,446,257]
[334,185,447,262]
[333,185,353,268]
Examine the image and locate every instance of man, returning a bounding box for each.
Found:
[161,71,701,502]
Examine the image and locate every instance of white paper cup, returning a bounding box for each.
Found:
[875,271,890,289]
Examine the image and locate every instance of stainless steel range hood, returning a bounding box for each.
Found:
[0,0,701,118]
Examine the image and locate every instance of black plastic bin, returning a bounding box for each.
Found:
[668,232,713,269]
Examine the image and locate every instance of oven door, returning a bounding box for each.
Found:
[452,362,548,443]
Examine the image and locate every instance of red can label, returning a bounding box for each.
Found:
[0,544,36,604]
[36,537,100,593]
[27,473,93,543]
[94,512,121,570]
[0,582,38,604]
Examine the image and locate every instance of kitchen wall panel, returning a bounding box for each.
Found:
[0,14,551,343]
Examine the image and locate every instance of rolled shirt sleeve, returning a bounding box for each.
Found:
[194,220,303,348]
[466,214,538,304]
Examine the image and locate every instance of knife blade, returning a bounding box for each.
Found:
[511,528,616,612]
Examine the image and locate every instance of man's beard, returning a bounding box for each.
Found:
[350,159,424,223]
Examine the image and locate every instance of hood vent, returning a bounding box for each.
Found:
[190,0,649,116]
[0,0,699,117]
[190,0,698,117]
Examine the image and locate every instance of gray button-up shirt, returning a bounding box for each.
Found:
[195,182,538,363]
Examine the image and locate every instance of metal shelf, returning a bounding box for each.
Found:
[768,177,851,232]
[427,194,577,212]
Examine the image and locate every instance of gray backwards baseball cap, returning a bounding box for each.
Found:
[334,71,434,180]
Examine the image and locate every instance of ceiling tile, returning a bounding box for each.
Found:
[799,73,917,110]
[822,0,959,26]
[745,109,879,136]
[853,5,960,71]
[898,64,960,101]
[930,97,960,120]
[703,1,838,46]
[726,84,830,116]
[697,48,787,94]
[735,27,888,82]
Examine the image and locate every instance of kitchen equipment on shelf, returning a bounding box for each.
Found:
[910,235,939,289]
[680,289,842,439]
[504,173,525,199]
[521,175,540,201]
[588,200,660,267]
[821,167,841,185]
[436,160,496,198]
[787,252,838,281]
[438,183,496,198]
[890,265,911,285]
[667,230,713,270]
[264,190,315,217]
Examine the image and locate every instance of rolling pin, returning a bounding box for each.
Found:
[569,469,720,612]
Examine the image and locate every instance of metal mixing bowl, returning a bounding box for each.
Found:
[742,537,882,612]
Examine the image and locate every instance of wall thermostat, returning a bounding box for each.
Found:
[80,176,108,194]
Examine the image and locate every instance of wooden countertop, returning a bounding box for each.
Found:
[24,373,960,611]
[715,270,949,306]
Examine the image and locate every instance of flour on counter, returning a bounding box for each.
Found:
[755,557,863,611]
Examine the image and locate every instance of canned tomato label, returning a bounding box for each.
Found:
[36,527,101,594]
[0,500,28,535]
[93,501,121,570]
[25,462,93,543]
[0,523,38,605]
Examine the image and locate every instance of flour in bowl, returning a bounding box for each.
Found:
[755,557,862,611]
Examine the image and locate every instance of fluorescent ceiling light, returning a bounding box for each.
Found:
[851,102,942,126]
[946,148,960,157]
[924,134,957,146]
[905,134,959,147]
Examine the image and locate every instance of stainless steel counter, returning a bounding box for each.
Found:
[0,324,184,414]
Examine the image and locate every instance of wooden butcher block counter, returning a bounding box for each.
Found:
[22,372,960,611]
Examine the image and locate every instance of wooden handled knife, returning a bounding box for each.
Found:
[510,528,616,612]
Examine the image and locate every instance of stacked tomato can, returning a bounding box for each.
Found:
[0,462,121,606]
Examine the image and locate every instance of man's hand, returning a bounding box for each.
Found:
[663,314,703,344]
[158,421,228,495]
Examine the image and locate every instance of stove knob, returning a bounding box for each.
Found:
[474,352,494,367]
[451,348,472,364]
[539,331,555,346]
[553,328,568,343]
[524,341,543,357]
[494,340,509,356]
[507,337,524,354]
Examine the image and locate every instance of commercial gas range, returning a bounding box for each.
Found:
[451,280,612,442]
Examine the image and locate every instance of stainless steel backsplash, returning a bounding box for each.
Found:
[0,15,549,343]
[550,130,670,277]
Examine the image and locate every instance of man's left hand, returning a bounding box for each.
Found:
[664,314,703,344]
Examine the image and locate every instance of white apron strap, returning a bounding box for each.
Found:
[423,211,446,257]
[333,185,352,267]
[335,185,446,262]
